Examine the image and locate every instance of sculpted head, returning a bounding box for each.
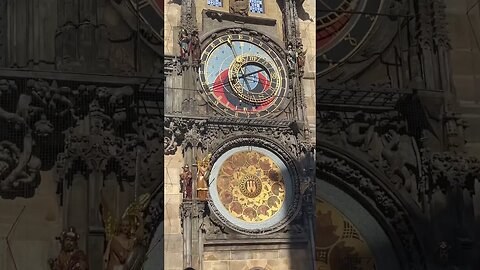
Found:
[60,227,80,252]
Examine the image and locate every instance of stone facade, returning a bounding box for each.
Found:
[0,1,164,270]
[164,0,315,269]
[317,0,480,269]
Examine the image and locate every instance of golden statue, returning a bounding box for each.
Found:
[196,153,211,201]
[101,193,150,270]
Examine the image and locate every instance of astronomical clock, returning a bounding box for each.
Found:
[199,30,290,118]
[165,1,315,269]
[317,0,406,81]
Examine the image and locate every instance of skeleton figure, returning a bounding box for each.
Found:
[49,227,88,270]
[287,45,297,71]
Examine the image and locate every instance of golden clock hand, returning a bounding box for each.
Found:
[226,41,253,92]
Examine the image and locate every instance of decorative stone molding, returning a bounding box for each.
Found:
[422,150,480,195]
[317,145,427,270]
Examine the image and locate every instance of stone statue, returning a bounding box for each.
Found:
[229,0,249,16]
[189,31,201,67]
[381,129,418,197]
[286,44,297,71]
[0,80,25,126]
[296,45,307,76]
[196,154,211,201]
[178,29,190,64]
[102,193,151,270]
[180,164,192,199]
[344,112,375,151]
[49,227,88,270]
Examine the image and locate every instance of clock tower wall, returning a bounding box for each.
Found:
[164,0,316,269]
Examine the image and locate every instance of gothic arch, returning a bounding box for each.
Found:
[317,141,427,270]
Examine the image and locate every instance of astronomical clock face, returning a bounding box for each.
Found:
[199,34,289,118]
[317,0,383,75]
[209,146,294,232]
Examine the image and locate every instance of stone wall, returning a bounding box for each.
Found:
[446,0,480,219]
[0,170,62,270]
[299,0,316,142]
[164,149,184,270]
[447,0,480,151]
[203,248,309,270]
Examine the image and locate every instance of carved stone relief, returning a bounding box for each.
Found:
[318,110,422,202]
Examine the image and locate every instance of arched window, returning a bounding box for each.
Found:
[207,0,223,7]
[249,0,264,14]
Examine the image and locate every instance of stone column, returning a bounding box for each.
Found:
[87,170,105,270]
[182,201,193,267]
[181,200,206,269]
[191,202,205,270]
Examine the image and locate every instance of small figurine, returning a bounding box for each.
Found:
[196,154,212,201]
[49,227,88,270]
[178,29,190,64]
[180,164,193,199]
[286,44,297,72]
[189,31,201,67]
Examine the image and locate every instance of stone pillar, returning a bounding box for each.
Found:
[182,201,193,267]
[181,200,205,270]
[87,170,105,270]
[191,202,205,270]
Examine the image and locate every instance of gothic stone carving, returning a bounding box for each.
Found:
[0,79,78,198]
[318,110,422,201]
[229,0,249,16]
[422,150,480,195]
[0,76,163,203]
[317,147,426,270]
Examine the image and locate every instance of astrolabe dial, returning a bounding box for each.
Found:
[209,146,294,232]
[228,55,279,105]
[199,33,289,118]
[317,0,383,76]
